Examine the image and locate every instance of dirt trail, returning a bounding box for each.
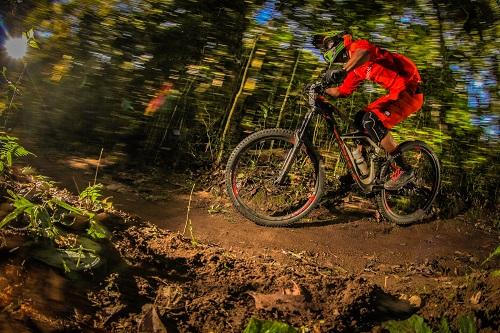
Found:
[1,138,499,332]
[20,141,498,276]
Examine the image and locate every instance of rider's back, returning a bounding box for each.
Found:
[340,39,421,99]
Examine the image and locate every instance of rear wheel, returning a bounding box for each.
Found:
[376,141,441,225]
[225,129,324,227]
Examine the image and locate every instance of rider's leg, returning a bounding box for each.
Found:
[355,110,388,143]
[355,110,414,190]
[362,91,423,189]
[380,132,398,154]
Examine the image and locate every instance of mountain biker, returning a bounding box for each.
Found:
[312,31,423,190]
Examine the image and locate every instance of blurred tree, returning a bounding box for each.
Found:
[9,0,499,216]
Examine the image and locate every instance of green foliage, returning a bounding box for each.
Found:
[51,197,86,216]
[382,314,478,333]
[0,184,111,238]
[24,28,39,49]
[0,135,34,172]
[79,184,103,203]
[207,203,228,215]
[13,0,500,217]
[482,245,500,265]
[79,184,112,211]
[457,315,477,333]
[0,190,34,228]
[243,318,298,333]
[0,190,58,237]
[482,245,500,276]
[0,184,111,271]
[32,240,102,272]
[438,317,451,333]
[383,315,432,333]
[87,220,109,239]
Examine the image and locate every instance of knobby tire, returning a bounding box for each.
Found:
[376,140,441,225]
[225,129,324,227]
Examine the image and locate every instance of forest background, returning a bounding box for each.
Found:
[0,0,498,222]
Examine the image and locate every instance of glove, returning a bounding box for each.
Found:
[322,69,347,86]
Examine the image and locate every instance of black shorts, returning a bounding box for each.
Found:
[354,111,389,143]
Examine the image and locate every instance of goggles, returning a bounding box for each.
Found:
[322,41,346,64]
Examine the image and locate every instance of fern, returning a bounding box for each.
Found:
[0,135,34,172]
[79,183,112,211]
[79,184,103,203]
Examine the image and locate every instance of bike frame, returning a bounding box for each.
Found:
[277,87,388,194]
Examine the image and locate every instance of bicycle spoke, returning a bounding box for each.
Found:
[226,129,323,225]
[377,141,441,224]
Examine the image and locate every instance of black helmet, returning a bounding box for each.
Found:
[312,30,350,64]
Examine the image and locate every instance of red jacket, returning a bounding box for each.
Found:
[338,39,421,100]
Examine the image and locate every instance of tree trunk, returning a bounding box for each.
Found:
[276,50,300,128]
[216,35,259,164]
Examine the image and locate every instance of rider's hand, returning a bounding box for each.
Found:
[322,69,347,86]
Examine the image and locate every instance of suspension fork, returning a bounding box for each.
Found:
[275,110,315,185]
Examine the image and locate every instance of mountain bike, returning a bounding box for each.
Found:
[225,82,441,227]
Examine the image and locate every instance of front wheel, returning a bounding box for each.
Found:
[225,129,324,227]
[376,141,441,225]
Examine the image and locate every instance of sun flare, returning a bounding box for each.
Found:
[4,36,28,60]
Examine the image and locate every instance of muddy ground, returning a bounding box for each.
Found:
[0,141,499,332]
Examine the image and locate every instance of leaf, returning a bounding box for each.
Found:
[243,318,298,333]
[79,184,103,203]
[87,220,109,239]
[26,28,34,39]
[0,136,34,170]
[0,206,27,229]
[51,198,86,216]
[457,314,477,333]
[438,317,451,333]
[382,315,432,333]
[13,145,34,158]
[76,236,102,253]
[482,245,500,265]
[28,40,39,49]
[31,245,102,271]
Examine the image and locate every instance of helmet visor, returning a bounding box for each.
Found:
[322,41,346,64]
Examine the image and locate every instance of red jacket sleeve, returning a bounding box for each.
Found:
[336,40,374,96]
[337,70,364,97]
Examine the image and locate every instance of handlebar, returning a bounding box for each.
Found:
[306,81,324,107]
[304,81,348,120]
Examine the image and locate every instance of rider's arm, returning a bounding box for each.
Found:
[324,70,364,98]
[324,86,341,97]
[325,41,371,98]
[343,48,370,71]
